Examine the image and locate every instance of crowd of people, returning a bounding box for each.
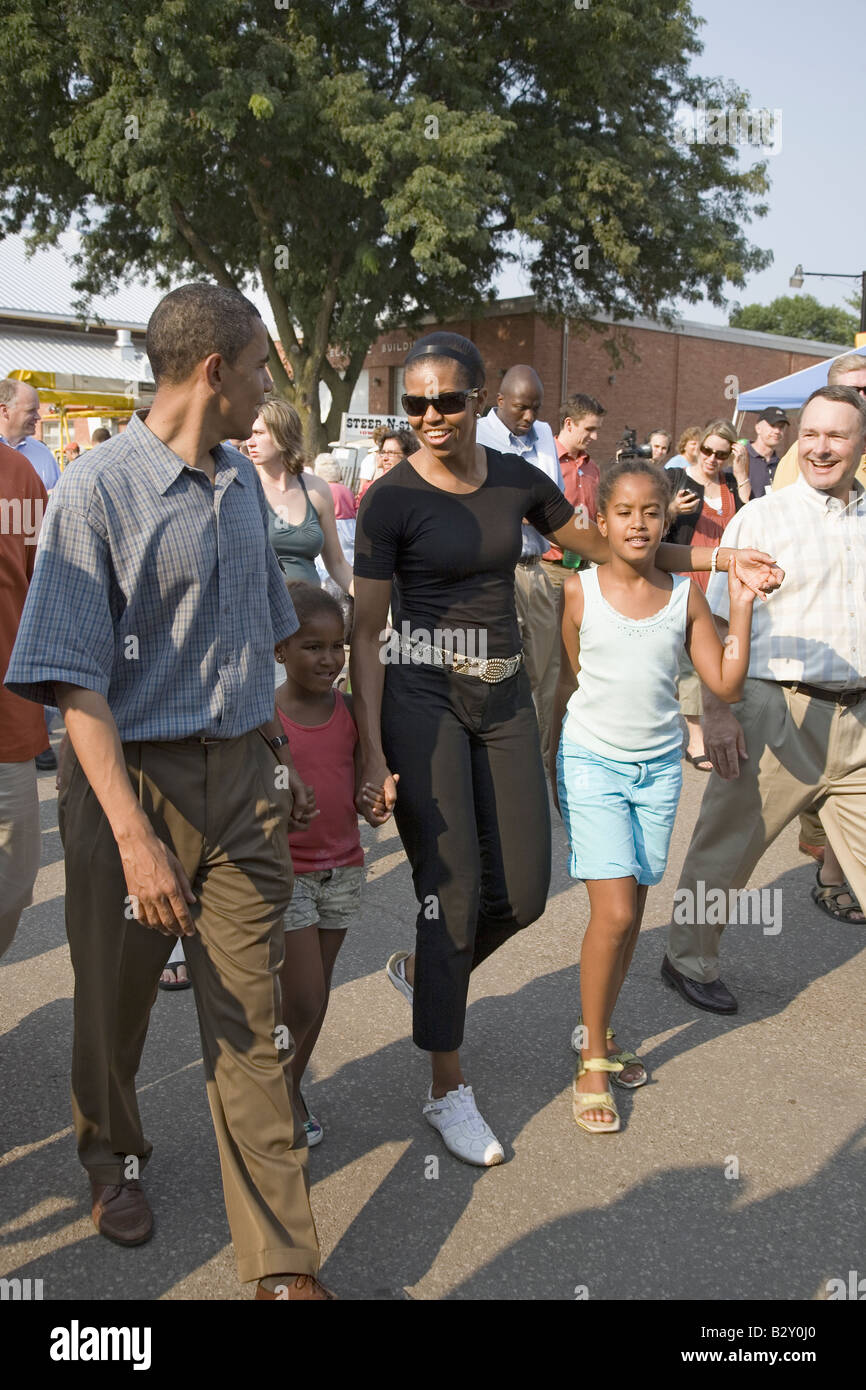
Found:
[1,283,864,1299]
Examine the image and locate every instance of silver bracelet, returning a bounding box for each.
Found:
[710,545,721,575]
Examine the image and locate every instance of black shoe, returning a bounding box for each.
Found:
[34,748,57,771]
[661,955,738,1014]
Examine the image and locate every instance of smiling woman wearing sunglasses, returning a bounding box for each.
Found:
[664,419,751,553]
[349,334,781,1166]
[664,419,752,770]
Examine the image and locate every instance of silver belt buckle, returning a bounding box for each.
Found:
[479,657,509,683]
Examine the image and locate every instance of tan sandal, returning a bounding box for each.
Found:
[571,1017,647,1089]
[573,1057,623,1134]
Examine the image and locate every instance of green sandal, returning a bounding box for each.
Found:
[570,1016,648,1089]
[573,1057,623,1133]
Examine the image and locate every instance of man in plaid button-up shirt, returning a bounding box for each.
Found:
[5,284,331,1299]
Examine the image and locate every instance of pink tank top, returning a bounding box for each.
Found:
[278,692,364,874]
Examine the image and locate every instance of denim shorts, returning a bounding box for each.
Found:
[556,737,683,886]
[284,865,364,931]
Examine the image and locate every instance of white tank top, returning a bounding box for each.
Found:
[563,567,691,762]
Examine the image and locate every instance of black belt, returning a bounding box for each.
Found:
[778,681,866,707]
[172,735,235,745]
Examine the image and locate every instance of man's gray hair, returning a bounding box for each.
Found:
[0,378,22,409]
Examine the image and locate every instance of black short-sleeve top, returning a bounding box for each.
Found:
[353,447,574,657]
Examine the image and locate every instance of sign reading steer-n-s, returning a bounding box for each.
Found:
[340,412,408,443]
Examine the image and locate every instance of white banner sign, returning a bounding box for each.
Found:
[340,412,408,442]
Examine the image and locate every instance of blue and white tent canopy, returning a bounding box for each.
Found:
[736,348,866,412]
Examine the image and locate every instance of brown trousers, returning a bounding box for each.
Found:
[58,732,319,1283]
[668,680,866,982]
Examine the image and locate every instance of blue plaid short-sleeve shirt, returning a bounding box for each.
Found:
[6,411,298,739]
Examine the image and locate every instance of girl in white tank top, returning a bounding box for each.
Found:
[548,461,757,1135]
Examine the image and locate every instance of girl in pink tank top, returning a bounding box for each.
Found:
[275,582,383,1146]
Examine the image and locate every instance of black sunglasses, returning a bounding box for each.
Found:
[699,443,732,461]
[401,389,480,417]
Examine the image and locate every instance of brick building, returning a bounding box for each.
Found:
[361,296,846,461]
[0,231,847,463]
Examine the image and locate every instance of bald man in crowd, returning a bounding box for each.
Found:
[476,366,564,761]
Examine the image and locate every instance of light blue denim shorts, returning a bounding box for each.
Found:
[556,737,683,886]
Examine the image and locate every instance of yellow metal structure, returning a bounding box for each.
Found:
[7,368,149,464]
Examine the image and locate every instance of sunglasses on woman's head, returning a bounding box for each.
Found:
[401,388,480,417]
[699,443,732,461]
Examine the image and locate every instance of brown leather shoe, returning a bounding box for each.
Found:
[255,1275,337,1300]
[90,1178,153,1247]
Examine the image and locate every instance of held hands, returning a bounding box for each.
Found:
[356,764,399,826]
[284,764,319,832]
[729,549,784,601]
[727,554,758,608]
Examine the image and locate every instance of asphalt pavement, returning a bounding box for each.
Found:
[1,743,864,1302]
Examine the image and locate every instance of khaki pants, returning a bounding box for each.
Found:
[677,647,703,719]
[0,758,41,959]
[514,561,560,764]
[667,679,866,982]
[58,733,319,1283]
[798,805,826,850]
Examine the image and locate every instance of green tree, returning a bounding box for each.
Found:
[0,0,772,450]
[729,295,857,344]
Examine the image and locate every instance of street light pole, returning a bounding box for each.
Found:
[789,265,866,342]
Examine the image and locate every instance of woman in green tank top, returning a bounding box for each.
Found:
[247,399,354,593]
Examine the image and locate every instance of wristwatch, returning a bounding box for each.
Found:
[269,733,290,751]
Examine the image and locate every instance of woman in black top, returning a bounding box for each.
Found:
[351,331,780,1166]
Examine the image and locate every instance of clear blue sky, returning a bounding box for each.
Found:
[497,0,866,326]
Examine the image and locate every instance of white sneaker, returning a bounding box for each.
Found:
[386,950,413,1005]
[423,1084,504,1167]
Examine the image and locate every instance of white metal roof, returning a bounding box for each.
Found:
[0,230,277,334]
[0,231,164,327]
[0,325,153,382]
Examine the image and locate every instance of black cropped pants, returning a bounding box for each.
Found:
[382,661,551,1052]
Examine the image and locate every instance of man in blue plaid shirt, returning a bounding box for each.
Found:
[6,284,333,1300]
